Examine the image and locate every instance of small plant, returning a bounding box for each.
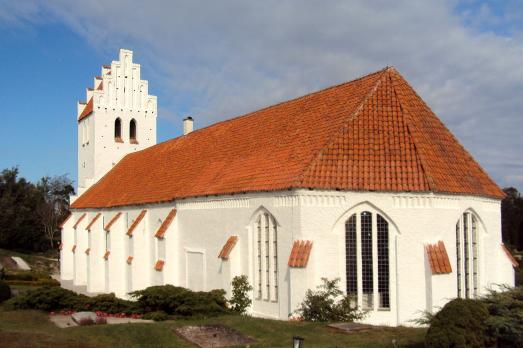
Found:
[425,298,491,348]
[230,275,253,314]
[0,280,11,303]
[142,310,169,321]
[295,278,364,322]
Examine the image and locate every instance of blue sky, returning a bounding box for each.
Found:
[0,1,522,192]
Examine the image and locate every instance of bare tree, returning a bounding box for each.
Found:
[37,175,75,249]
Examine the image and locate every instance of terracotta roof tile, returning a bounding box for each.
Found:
[501,244,518,267]
[59,213,72,229]
[73,213,86,229]
[426,241,452,274]
[155,209,176,238]
[104,212,122,231]
[288,240,313,267]
[78,98,93,122]
[127,210,147,236]
[218,236,238,259]
[85,213,101,231]
[72,68,503,209]
[154,260,164,271]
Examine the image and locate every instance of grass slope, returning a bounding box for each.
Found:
[0,309,426,348]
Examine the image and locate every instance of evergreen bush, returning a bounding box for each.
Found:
[425,298,491,348]
[0,280,11,303]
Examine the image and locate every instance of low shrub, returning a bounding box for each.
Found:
[425,298,491,348]
[6,286,87,311]
[481,286,523,348]
[230,275,252,314]
[295,278,364,322]
[0,280,11,303]
[130,285,228,317]
[5,278,60,287]
[142,310,169,321]
[3,271,50,282]
[83,293,134,314]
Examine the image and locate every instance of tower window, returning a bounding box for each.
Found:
[115,118,123,142]
[130,119,138,144]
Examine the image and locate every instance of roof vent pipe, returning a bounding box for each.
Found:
[183,116,193,135]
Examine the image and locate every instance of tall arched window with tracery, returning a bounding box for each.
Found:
[345,210,390,310]
[254,211,278,302]
[456,212,479,299]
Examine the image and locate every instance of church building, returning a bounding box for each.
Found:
[60,49,516,326]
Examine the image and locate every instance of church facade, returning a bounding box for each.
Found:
[60,49,516,326]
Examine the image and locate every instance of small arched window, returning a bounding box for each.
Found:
[130,119,137,144]
[114,118,122,142]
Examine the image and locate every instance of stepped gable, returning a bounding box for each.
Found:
[72,67,503,209]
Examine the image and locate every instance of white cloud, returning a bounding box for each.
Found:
[2,0,523,190]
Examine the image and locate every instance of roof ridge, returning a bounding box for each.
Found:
[294,67,390,186]
[149,67,391,144]
[387,70,435,191]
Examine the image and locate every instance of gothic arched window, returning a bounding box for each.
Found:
[130,119,137,143]
[456,212,479,299]
[345,211,390,310]
[253,211,278,302]
[114,118,122,142]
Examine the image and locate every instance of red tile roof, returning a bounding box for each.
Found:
[501,244,519,267]
[73,213,86,229]
[155,209,177,238]
[425,241,452,274]
[78,98,94,122]
[218,236,238,259]
[288,240,313,268]
[127,210,147,236]
[59,213,72,229]
[104,212,122,232]
[85,213,101,231]
[72,68,503,209]
[154,260,165,271]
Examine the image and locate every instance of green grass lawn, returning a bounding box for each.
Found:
[0,308,426,348]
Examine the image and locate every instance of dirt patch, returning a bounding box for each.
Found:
[328,322,376,333]
[174,325,255,348]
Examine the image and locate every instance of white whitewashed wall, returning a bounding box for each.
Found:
[61,190,514,326]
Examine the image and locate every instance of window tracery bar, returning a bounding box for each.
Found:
[377,214,389,309]
[361,211,373,310]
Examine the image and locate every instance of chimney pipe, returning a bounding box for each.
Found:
[183,116,193,135]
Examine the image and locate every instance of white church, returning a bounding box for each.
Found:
[60,49,517,326]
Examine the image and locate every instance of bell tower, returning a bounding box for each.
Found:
[76,49,157,196]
